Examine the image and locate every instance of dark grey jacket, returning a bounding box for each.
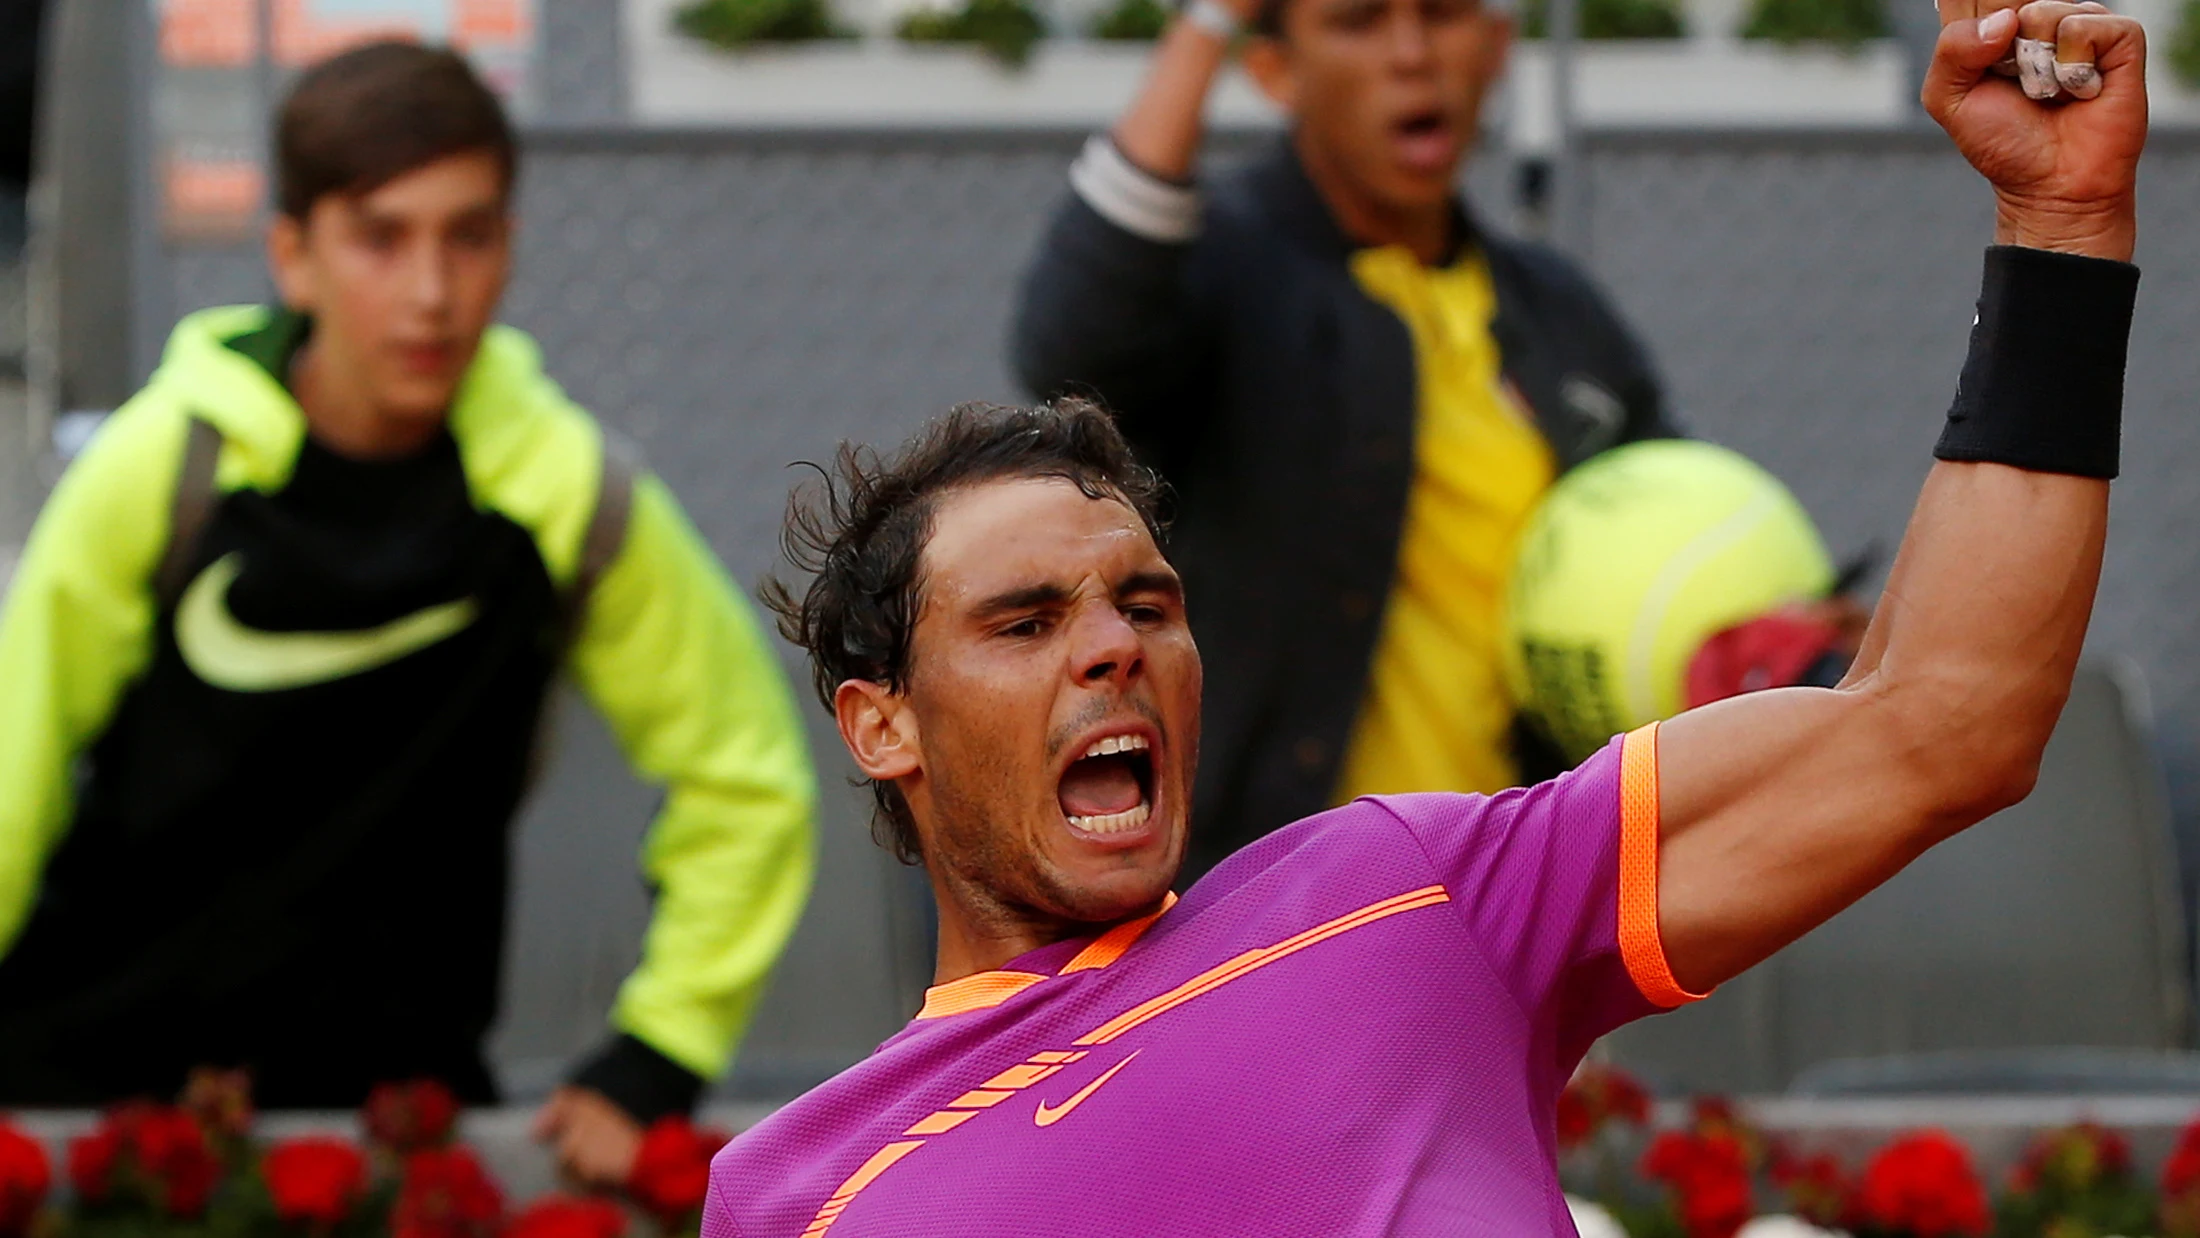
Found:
[1012,136,1678,880]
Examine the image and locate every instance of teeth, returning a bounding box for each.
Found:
[1069,800,1152,835]
[1080,733,1152,759]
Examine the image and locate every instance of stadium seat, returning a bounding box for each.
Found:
[1601,659,2190,1095]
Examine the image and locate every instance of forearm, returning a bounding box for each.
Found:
[1112,14,1235,181]
[1842,456,2106,779]
[607,781,815,1082]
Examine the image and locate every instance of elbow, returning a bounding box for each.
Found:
[1944,745,2043,824]
[1871,673,2061,833]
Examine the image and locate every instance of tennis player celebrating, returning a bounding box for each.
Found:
[714,1,2147,1231]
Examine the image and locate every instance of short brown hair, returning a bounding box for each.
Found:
[274,41,516,219]
[762,399,1170,864]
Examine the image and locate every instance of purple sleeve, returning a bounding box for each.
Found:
[703,1159,741,1238]
[1378,738,1660,1042]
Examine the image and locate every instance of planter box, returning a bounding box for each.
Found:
[628,0,1910,132]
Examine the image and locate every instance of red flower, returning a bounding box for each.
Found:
[626,1119,730,1227]
[128,1107,220,1217]
[366,1080,462,1154]
[1858,1130,1990,1238]
[2160,1117,2200,1237]
[1642,1130,1753,1238]
[0,1122,51,1238]
[66,1126,123,1203]
[1557,1088,1595,1149]
[263,1138,368,1228]
[2012,1120,2130,1197]
[1769,1147,1854,1229]
[1556,1064,1652,1151]
[506,1196,627,1238]
[393,1147,504,1238]
[69,1105,221,1218]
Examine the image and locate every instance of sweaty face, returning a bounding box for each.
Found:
[269,150,511,427]
[898,478,1201,929]
[1260,0,1510,215]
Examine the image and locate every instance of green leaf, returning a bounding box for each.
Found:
[2171,0,2200,90]
[674,0,855,47]
[1736,0,1888,49]
[896,0,1049,67]
[1088,0,1171,40]
[1519,0,1686,40]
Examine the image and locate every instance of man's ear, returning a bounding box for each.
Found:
[835,678,921,785]
[266,211,315,313]
[1242,37,1299,115]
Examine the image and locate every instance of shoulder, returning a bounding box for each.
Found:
[1387,742,1628,839]
[1482,230,1617,313]
[448,325,616,586]
[1479,231,1652,361]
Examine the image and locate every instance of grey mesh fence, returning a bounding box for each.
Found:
[129,126,2200,1098]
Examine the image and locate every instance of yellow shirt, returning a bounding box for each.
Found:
[1334,247,1556,801]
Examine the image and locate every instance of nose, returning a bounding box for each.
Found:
[1388,5,1435,69]
[1070,602,1144,690]
[404,238,453,316]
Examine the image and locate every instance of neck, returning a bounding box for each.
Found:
[289,340,444,459]
[929,870,1077,985]
[928,867,1158,985]
[1293,130,1454,266]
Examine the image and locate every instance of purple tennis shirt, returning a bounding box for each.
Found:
[706,727,1700,1237]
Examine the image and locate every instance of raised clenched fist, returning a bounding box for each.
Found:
[1924,0,2147,262]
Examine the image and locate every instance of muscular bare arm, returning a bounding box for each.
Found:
[1653,0,2147,994]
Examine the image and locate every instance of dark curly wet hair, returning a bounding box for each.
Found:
[761,398,1170,864]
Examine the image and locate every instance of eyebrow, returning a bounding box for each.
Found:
[971,582,1075,618]
[1117,570,1185,603]
[968,570,1183,619]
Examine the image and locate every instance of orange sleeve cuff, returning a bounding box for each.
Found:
[1618,723,1711,1009]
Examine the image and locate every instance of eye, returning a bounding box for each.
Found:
[451,217,501,250]
[1330,0,1386,29]
[998,616,1050,639]
[1124,603,1168,626]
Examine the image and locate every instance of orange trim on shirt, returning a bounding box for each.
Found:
[1618,723,1711,1008]
[1073,884,1451,1047]
[915,895,1180,1020]
[1060,892,1179,974]
[915,970,1048,1020]
[803,883,1456,1233]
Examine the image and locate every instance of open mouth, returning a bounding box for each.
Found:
[1057,733,1157,836]
[1392,108,1455,170]
[1397,108,1447,140]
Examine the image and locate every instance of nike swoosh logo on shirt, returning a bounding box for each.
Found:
[175,552,479,692]
[1032,1050,1140,1128]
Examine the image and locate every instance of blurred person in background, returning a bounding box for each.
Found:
[1012,0,1679,882]
[0,43,816,1185]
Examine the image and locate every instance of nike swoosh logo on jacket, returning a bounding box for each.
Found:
[175,552,478,692]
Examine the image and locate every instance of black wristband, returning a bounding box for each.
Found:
[570,1033,705,1125]
[1934,245,2138,480]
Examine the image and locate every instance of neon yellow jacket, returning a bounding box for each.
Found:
[0,306,816,1093]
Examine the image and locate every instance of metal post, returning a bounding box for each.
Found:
[1547,0,1585,257]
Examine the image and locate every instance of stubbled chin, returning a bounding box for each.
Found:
[1049,851,1177,921]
